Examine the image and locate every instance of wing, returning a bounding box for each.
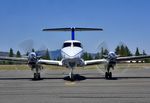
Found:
[0,56,28,62]
[117,55,150,62]
[38,59,62,66]
[84,59,107,66]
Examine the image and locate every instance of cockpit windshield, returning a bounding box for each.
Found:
[73,42,82,47]
[63,43,71,48]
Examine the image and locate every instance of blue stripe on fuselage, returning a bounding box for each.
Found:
[71,28,75,40]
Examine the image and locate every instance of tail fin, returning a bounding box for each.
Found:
[43,27,103,40]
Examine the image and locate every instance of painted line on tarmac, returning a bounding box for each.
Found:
[65,81,76,86]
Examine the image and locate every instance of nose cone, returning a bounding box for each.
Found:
[61,47,83,58]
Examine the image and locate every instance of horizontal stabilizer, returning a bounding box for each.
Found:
[43,27,103,40]
[43,27,103,31]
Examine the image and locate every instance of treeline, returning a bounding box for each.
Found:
[0,48,22,64]
[0,48,51,64]
[82,44,150,63]
[1,45,150,64]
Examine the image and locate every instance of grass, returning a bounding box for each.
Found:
[0,63,149,70]
[0,65,30,70]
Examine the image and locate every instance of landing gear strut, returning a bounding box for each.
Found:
[69,68,74,80]
[33,66,41,80]
[105,66,112,79]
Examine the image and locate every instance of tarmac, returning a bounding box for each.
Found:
[0,67,150,103]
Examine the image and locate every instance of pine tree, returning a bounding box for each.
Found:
[95,52,100,59]
[9,48,14,57]
[135,47,140,56]
[16,50,21,57]
[103,49,109,55]
[8,48,14,64]
[125,46,132,56]
[82,52,93,60]
[26,52,29,56]
[142,50,146,55]
[120,45,126,56]
[115,45,120,55]
[115,44,132,57]
[142,50,150,63]
[88,53,93,60]
[99,47,104,58]
[42,49,50,60]
[32,48,35,52]
[135,47,140,63]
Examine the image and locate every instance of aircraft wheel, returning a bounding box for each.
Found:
[109,72,112,79]
[38,73,41,79]
[105,72,109,79]
[34,73,41,80]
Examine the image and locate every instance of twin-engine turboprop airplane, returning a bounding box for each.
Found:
[0,27,150,80]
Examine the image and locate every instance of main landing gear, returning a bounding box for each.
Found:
[32,65,43,80]
[105,72,112,79]
[34,73,41,80]
[105,66,113,79]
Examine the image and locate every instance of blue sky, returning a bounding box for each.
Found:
[0,0,150,54]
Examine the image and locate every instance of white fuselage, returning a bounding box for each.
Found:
[61,40,84,68]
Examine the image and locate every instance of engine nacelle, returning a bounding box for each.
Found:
[107,52,117,66]
[28,52,38,68]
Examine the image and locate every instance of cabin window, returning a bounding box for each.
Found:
[63,43,71,48]
[73,42,82,47]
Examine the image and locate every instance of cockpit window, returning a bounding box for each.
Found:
[73,42,82,47]
[63,43,71,48]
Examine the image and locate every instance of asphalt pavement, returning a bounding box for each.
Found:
[0,67,150,103]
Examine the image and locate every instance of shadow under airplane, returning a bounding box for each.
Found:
[0,75,150,81]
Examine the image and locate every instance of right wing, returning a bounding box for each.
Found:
[116,55,150,62]
[84,59,107,66]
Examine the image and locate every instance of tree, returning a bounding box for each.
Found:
[120,45,126,56]
[115,44,132,57]
[9,48,14,57]
[88,53,93,60]
[142,50,150,63]
[135,47,140,63]
[103,49,109,55]
[82,52,93,60]
[42,49,50,60]
[8,48,14,64]
[95,52,100,59]
[125,46,132,56]
[32,48,35,52]
[16,50,21,57]
[115,45,120,55]
[135,47,140,56]
[82,52,89,60]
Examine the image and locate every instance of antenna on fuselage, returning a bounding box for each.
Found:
[42,27,103,40]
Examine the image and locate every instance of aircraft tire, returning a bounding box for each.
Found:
[34,73,40,80]
[109,72,112,79]
[105,72,108,79]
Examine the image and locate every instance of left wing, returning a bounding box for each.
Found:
[0,56,28,62]
[84,59,107,66]
[38,59,62,66]
[117,55,150,62]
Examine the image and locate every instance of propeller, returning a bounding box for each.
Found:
[19,39,49,58]
[19,39,34,54]
[96,41,109,58]
[96,41,118,71]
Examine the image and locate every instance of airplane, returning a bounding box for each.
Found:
[0,27,150,80]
